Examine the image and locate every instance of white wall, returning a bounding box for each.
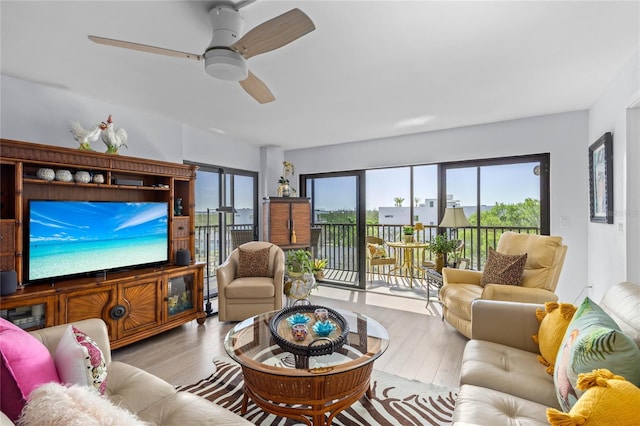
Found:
[286,112,589,303]
[0,75,261,172]
[587,52,640,301]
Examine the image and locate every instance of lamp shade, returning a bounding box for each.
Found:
[414,222,425,231]
[439,207,471,228]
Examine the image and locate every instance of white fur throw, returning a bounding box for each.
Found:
[18,383,147,426]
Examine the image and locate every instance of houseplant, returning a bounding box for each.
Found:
[277,161,295,197]
[284,250,316,304]
[312,258,328,281]
[402,226,415,243]
[429,234,459,272]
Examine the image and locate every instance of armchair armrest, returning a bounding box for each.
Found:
[29,318,111,364]
[216,257,238,292]
[442,268,482,285]
[471,300,542,353]
[481,284,559,303]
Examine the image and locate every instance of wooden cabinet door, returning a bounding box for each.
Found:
[59,286,118,339]
[291,203,311,246]
[118,278,162,338]
[268,203,292,246]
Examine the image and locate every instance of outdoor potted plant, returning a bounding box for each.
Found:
[284,250,316,304]
[312,258,328,281]
[402,226,415,243]
[429,234,459,273]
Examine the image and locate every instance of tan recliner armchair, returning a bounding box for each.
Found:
[440,232,567,338]
[216,241,285,322]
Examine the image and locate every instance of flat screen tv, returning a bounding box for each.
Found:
[27,200,169,283]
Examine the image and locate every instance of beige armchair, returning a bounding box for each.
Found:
[216,241,285,322]
[440,232,567,338]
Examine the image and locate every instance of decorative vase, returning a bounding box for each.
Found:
[74,171,91,183]
[284,272,316,307]
[92,174,104,184]
[55,169,73,182]
[278,183,291,197]
[314,270,324,281]
[36,168,55,181]
[435,253,445,273]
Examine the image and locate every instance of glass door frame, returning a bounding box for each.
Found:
[300,170,366,290]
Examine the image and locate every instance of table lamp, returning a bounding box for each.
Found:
[439,207,471,265]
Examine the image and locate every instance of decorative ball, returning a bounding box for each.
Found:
[55,170,73,182]
[92,174,104,184]
[36,168,55,181]
[74,171,91,183]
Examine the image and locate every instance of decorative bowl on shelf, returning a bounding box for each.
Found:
[55,169,73,182]
[74,171,91,183]
[286,312,311,326]
[312,321,337,337]
[92,174,104,184]
[36,168,55,181]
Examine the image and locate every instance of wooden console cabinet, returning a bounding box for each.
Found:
[0,139,205,348]
[262,197,311,249]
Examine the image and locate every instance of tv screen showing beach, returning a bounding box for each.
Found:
[28,201,169,282]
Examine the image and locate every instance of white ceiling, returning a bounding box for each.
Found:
[1,1,638,150]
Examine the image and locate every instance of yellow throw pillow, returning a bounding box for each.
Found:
[547,369,640,426]
[532,302,577,375]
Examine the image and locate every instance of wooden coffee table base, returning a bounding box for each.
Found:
[240,362,374,426]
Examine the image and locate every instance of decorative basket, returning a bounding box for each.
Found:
[269,305,349,358]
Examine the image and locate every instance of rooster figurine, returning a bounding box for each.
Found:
[100,114,128,154]
[69,120,102,150]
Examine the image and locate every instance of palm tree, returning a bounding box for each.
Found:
[414,197,422,207]
[393,197,404,207]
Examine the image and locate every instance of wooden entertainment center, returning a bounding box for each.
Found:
[0,139,205,348]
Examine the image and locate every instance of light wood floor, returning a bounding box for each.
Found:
[111,284,468,389]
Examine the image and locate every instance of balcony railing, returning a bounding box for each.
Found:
[194,221,539,286]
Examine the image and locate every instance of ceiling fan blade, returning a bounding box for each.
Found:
[239,71,275,104]
[88,35,203,61]
[231,8,315,59]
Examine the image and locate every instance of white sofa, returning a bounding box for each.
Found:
[452,281,640,425]
[1,318,251,425]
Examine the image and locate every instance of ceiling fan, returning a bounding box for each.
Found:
[88,3,315,104]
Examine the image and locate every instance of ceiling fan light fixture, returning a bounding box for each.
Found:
[204,49,248,81]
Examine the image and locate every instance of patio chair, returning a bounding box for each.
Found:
[366,236,397,284]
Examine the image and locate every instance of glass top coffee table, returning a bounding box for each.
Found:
[224,308,389,426]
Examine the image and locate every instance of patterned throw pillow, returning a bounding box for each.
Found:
[367,243,387,259]
[54,325,107,394]
[480,247,527,286]
[532,302,577,375]
[547,369,640,425]
[236,246,270,278]
[553,297,640,412]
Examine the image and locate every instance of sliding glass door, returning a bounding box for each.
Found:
[301,172,364,289]
[442,154,549,269]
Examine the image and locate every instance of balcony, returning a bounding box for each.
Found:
[194,221,539,288]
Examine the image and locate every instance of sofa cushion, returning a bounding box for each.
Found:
[460,339,560,409]
[453,384,550,426]
[553,297,640,412]
[55,325,108,394]
[532,302,577,375]
[546,369,640,426]
[19,382,146,426]
[225,278,276,299]
[0,318,61,422]
[480,248,527,287]
[236,246,270,278]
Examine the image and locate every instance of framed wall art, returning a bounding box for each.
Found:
[588,132,613,224]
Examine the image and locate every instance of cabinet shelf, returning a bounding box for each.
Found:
[23,178,171,191]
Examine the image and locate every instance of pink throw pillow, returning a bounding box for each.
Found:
[0,318,61,421]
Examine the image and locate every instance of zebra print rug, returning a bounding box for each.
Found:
[176,359,457,425]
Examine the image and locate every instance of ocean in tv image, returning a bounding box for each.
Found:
[28,201,169,281]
